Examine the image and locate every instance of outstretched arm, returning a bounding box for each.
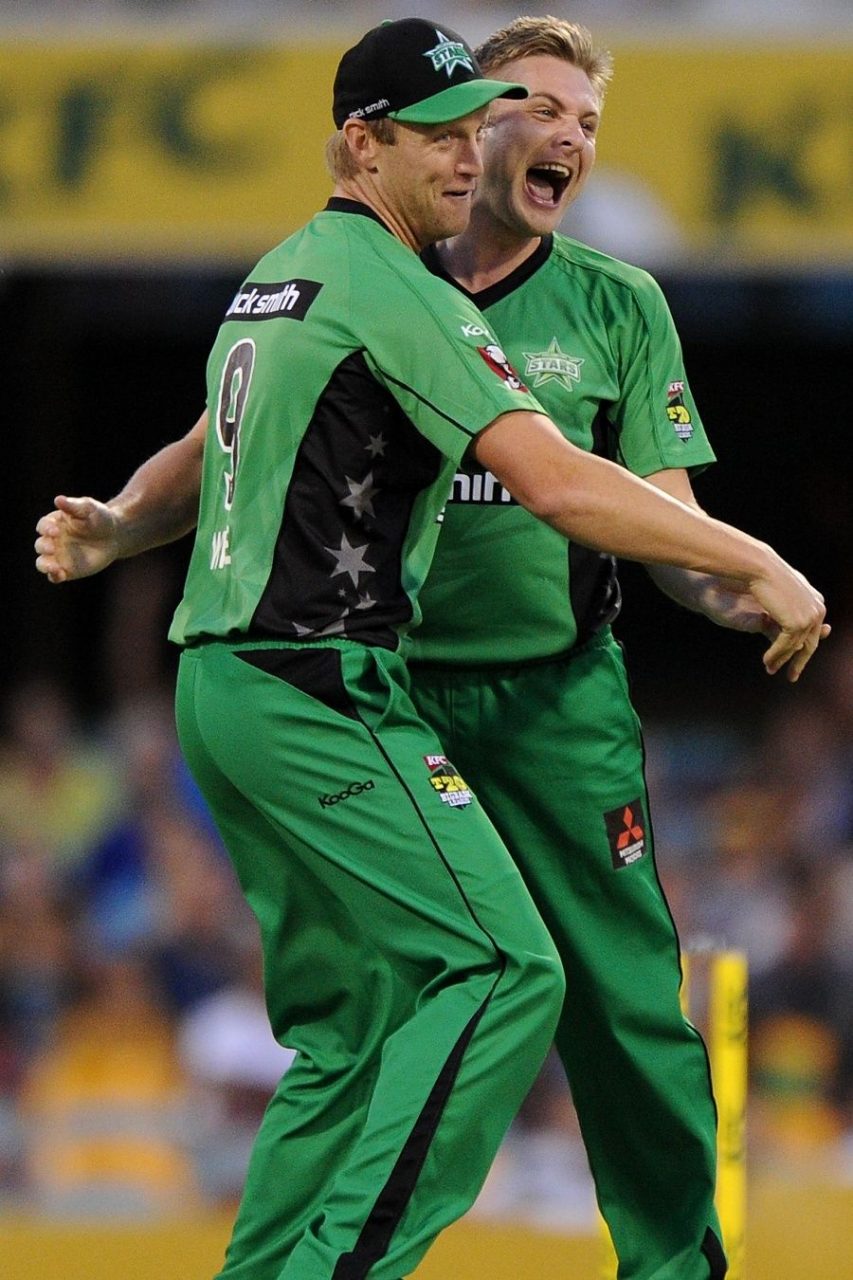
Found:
[643,468,780,635]
[35,410,207,584]
[473,411,828,683]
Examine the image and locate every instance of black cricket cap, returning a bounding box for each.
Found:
[332,17,528,129]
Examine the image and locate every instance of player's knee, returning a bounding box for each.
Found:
[519,946,566,1034]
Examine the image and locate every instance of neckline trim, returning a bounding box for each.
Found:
[324,197,394,235]
[422,235,553,308]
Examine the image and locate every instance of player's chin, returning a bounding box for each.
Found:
[436,191,474,236]
[519,194,568,236]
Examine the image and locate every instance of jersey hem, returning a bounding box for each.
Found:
[407,622,615,676]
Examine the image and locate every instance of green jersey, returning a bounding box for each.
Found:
[169,199,541,650]
[409,233,716,665]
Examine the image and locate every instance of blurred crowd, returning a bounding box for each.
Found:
[0,609,851,1225]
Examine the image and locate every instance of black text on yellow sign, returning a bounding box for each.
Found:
[1,43,850,264]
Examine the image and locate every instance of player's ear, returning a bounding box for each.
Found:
[342,118,381,172]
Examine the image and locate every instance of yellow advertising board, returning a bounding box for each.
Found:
[0,43,337,262]
[0,41,850,267]
[600,45,853,267]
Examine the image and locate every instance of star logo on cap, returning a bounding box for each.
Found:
[424,31,474,77]
[523,337,584,391]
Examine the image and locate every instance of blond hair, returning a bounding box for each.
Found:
[476,16,613,104]
[324,118,398,181]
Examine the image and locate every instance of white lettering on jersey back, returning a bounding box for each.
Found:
[224,279,323,323]
[228,283,302,317]
[210,528,232,569]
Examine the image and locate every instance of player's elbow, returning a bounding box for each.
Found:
[509,474,596,533]
[475,411,601,533]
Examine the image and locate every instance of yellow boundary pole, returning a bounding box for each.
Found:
[708,950,748,1279]
[599,948,748,1277]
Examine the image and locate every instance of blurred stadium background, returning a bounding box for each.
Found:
[1,2,851,1276]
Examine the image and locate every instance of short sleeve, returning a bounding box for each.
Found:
[357,250,545,464]
[608,273,716,477]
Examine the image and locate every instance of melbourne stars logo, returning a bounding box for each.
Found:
[523,337,584,391]
[424,31,475,76]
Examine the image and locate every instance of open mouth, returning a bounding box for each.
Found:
[525,163,571,208]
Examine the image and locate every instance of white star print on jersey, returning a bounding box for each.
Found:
[324,531,376,587]
[293,608,350,638]
[341,472,379,520]
[365,433,387,458]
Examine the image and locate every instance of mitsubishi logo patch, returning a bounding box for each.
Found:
[424,31,475,77]
[604,799,647,868]
[523,337,584,390]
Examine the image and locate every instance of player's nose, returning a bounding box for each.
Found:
[456,137,484,175]
[559,118,587,151]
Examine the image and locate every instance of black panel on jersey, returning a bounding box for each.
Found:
[568,408,622,646]
[251,350,444,647]
[234,647,359,720]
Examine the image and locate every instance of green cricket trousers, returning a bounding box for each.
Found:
[175,639,564,1280]
[410,627,727,1280]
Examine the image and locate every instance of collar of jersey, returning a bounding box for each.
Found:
[324,197,395,235]
[421,234,553,309]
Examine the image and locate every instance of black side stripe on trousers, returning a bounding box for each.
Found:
[331,995,492,1280]
[701,1226,728,1280]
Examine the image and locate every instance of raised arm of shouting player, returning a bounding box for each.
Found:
[35,406,828,682]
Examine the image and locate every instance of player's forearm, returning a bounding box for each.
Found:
[544,473,774,583]
[643,470,722,608]
[475,413,774,584]
[107,420,204,558]
[646,563,723,613]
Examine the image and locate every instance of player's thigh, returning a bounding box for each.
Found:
[177,653,407,1050]
[412,633,655,911]
[177,643,558,987]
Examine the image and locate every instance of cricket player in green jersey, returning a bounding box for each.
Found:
[407,19,741,1279]
[35,17,828,1280]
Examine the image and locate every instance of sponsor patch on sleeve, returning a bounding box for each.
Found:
[477,343,529,393]
[604,799,647,868]
[665,379,694,441]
